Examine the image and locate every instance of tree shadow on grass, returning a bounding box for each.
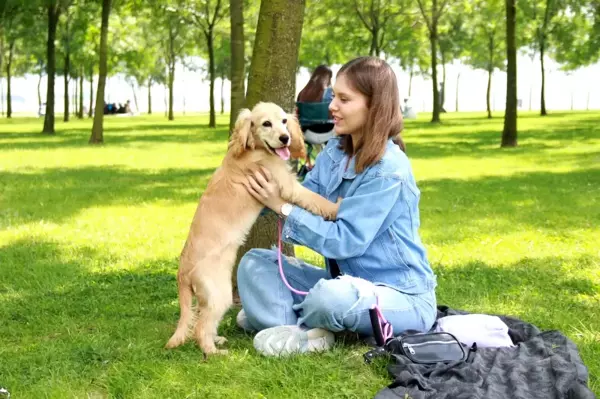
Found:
[0,166,214,227]
[0,124,230,151]
[0,238,385,398]
[420,168,600,244]
[403,113,599,159]
[1,238,597,395]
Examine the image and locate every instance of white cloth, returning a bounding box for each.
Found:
[434,314,515,348]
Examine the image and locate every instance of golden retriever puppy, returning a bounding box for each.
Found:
[165,102,339,355]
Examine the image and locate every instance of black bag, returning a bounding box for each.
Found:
[386,332,468,364]
[364,331,470,365]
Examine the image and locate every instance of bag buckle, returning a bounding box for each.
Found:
[363,346,388,364]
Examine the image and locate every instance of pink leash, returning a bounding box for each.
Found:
[276,218,394,344]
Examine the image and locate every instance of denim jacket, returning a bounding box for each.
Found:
[282,137,437,294]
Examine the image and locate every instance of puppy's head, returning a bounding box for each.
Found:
[229,102,305,160]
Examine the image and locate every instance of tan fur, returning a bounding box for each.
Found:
[165,102,339,355]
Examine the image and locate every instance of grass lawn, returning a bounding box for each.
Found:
[1,111,598,398]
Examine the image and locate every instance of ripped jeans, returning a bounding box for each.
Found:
[237,249,437,335]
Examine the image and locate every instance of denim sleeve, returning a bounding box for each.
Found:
[282,175,403,259]
[299,149,325,194]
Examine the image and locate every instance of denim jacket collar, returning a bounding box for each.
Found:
[326,137,397,182]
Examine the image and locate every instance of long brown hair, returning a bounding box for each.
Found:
[297,65,333,102]
[337,57,405,173]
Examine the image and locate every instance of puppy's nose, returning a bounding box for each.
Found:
[279,135,290,144]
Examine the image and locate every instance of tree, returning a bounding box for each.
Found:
[42,0,66,134]
[1,1,37,119]
[387,19,430,98]
[464,0,505,118]
[154,2,190,121]
[437,6,468,112]
[521,0,569,116]
[212,34,230,115]
[185,0,227,128]
[58,3,74,122]
[416,0,457,123]
[502,0,517,147]
[551,1,599,70]
[89,0,111,144]
[234,0,306,295]
[229,0,244,131]
[351,0,410,57]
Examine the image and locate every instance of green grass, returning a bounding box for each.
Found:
[1,111,599,398]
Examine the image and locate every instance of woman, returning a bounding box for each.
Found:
[297,64,333,103]
[239,57,437,356]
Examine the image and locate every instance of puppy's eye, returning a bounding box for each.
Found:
[282,119,287,124]
[262,121,272,127]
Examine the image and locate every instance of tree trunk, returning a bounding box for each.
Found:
[0,31,3,117]
[486,69,493,119]
[89,0,111,144]
[6,41,13,119]
[88,66,93,117]
[43,5,60,134]
[429,29,441,123]
[63,24,70,122]
[78,72,84,118]
[147,79,152,114]
[370,28,378,56]
[539,43,547,116]
[229,0,246,132]
[168,62,175,121]
[0,77,3,116]
[130,81,139,112]
[220,74,225,115]
[586,92,590,111]
[440,51,446,112]
[235,0,306,295]
[73,75,77,116]
[164,83,168,117]
[64,74,69,121]
[408,67,413,97]
[246,0,306,112]
[207,29,216,128]
[455,72,460,112]
[502,0,517,147]
[38,71,43,109]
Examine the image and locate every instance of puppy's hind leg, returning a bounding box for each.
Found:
[193,273,233,356]
[165,266,195,349]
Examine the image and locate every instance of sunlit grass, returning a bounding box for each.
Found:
[1,111,598,397]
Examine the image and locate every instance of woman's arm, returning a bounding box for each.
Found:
[283,175,404,259]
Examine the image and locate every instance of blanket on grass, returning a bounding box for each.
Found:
[373,306,595,399]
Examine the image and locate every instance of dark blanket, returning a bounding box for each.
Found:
[374,306,596,399]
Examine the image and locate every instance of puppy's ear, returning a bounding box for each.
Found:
[286,114,306,159]
[229,108,254,157]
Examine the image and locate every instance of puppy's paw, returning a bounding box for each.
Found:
[165,334,186,349]
[214,336,228,346]
[324,197,342,221]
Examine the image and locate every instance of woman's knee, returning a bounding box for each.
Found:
[298,277,379,333]
[304,278,363,317]
[236,249,277,286]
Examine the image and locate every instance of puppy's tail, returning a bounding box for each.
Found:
[165,270,194,349]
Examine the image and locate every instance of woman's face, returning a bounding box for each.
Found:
[329,74,369,138]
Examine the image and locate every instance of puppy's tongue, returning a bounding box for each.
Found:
[275,147,290,160]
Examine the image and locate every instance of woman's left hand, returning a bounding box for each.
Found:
[244,166,286,213]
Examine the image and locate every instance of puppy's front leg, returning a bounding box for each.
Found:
[280,178,340,220]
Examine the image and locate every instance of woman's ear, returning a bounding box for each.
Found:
[229,108,254,157]
[286,114,306,159]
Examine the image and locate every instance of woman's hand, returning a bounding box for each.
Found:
[244,166,286,214]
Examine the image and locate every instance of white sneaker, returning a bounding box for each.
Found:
[253,325,335,357]
[236,309,256,332]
